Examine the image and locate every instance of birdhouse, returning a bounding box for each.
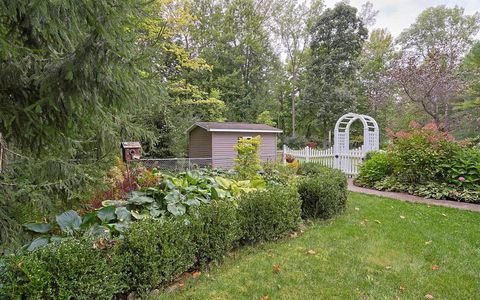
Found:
[121,142,142,162]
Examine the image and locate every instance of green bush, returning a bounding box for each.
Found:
[298,168,347,219]
[238,186,301,244]
[444,147,480,190]
[389,123,459,183]
[190,200,239,268]
[117,217,195,294]
[0,237,125,299]
[297,162,331,176]
[355,151,394,186]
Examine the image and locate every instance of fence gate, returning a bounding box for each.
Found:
[283,113,379,176]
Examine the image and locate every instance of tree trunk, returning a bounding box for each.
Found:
[291,93,296,136]
[443,103,450,132]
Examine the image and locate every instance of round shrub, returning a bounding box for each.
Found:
[297,162,331,176]
[117,217,195,294]
[189,200,240,268]
[0,237,125,300]
[355,151,394,187]
[298,168,347,219]
[237,186,301,244]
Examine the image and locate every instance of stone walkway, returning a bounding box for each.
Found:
[347,179,480,213]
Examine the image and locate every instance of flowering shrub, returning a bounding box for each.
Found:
[356,121,480,203]
[387,121,459,183]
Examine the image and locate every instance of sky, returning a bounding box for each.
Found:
[323,0,480,38]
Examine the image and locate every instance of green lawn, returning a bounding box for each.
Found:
[153,192,480,300]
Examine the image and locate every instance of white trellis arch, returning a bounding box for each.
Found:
[333,113,379,156]
[283,113,380,176]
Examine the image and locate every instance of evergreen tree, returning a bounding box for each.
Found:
[301,3,367,143]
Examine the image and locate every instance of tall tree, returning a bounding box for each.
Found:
[302,2,367,143]
[0,0,162,246]
[460,42,480,109]
[270,0,323,136]
[0,0,155,155]
[393,6,480,130]
[359,28,394,116]
[188,0,278,121]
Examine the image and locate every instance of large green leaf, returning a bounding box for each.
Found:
[115,207,131,222]
[101,200,127,207]
[149,207,163,218]
[185,198,201,207]
[131,210,148,220]
[56,210,81,234]
[186,171,198,185]
[167,203,186,216]
[97,206,116,223]
[127,191,154,205]
[27,237,50,251]
[215,176,233,189]
[165,190,181,204]
[24,223,52,233]
[211,187,227,199]
[251,178,266,189]
[80,212,98,229]
[211,186,220,200]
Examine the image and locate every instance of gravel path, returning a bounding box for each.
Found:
[347,179,480,213]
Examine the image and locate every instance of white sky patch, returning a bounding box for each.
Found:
[323,0,480,39]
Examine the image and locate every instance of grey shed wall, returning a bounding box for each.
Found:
[211,132,277,168]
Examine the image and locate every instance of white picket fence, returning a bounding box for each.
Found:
[282,145,365,176]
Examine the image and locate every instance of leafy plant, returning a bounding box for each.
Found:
[23,169,263,251]
[443,147,480,189]
[355,151,393,186]
[234,136,262,179]
[23,207,131,251]
[387,122,459,183]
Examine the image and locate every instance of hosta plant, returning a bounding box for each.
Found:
[23,169,264,251]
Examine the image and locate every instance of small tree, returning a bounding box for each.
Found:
[256,111,276,127]
[234,136,262,179]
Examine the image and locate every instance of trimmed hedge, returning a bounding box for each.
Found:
[297,162,331,176]
[0,185,310,297]
[117,217,196,294]
[0,237,125,300]
[298,168,347,219]
[238,186,301,244]
[190,200,239,268]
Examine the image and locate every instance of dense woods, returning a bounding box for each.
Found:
[1,0,479,249]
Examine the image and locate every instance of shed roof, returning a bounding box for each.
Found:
[188,122,283,133]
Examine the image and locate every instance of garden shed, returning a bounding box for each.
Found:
[187,122,283,168]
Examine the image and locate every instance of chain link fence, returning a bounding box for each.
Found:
[137,158,212,172]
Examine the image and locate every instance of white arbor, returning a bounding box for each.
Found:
[283,113,380,175]
[333,113,379,157]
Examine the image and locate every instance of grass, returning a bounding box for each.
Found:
[153,192,480,300]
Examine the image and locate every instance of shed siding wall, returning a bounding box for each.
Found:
[188,127,212,158]
[211,132,278,168]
